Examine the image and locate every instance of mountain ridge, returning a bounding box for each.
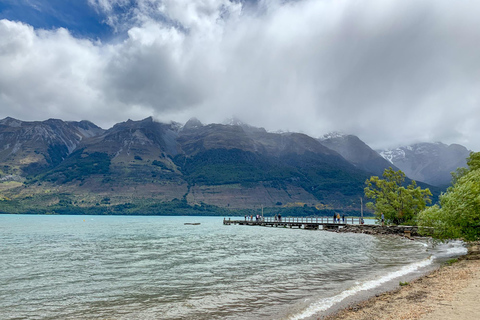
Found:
[319,133,400,176]
[0,117,459,215]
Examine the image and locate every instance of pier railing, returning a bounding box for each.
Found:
[223,217,369,229]
[234,216,366,224]
[261,216,363,224]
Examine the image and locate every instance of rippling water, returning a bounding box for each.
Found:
[0,215,465,320]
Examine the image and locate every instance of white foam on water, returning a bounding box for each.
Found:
[289,242,467,320]
[434,241,468,258]
[288,257,433,320]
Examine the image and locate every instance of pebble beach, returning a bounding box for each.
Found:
[320,243,480,320]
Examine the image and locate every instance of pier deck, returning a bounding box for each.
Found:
[223,217,421,237]
[223,216,364,230]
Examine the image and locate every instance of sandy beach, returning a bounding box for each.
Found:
[320,243,480,320]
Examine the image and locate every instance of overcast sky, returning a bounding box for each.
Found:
[0,0,479,151]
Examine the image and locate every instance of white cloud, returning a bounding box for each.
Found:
[0,20,108,122]
[1,0,480,151]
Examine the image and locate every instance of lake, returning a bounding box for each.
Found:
[0,215,466,319]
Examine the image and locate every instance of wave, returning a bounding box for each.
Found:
[289,241,467,320]
[432,240,468,259]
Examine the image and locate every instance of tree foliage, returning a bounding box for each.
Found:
[364,168,432,225]
[418,152,480,241]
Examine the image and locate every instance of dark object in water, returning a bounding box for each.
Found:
[184,223,201,225]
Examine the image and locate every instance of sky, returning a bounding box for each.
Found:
[0,0,479,151]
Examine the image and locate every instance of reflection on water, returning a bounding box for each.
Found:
[0,215,445,319]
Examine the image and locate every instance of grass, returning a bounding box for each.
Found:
[0,181,23,191]
[444,258,459,266]
[399,281,410,286]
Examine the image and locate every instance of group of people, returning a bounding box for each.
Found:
[244,214,265,222]
[332,213,345,223]
[243,214,283,222]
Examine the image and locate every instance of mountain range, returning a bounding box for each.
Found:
[0,117,469,215]
[378,143,470,187]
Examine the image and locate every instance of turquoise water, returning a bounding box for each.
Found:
[0,215,465,320]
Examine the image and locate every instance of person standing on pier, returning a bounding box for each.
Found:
[333,213,336,223]
[381,213,385,226]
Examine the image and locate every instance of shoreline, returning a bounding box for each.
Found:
[314,242,480,320]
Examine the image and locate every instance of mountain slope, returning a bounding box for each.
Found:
[319,133,399,176]
[0,117,104,176]
[174,121,369,208]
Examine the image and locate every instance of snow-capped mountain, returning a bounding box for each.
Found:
[321,131,346,140]
[378,142,470,187]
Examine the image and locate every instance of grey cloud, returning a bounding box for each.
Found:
[104,38,203,111]
[0,0,480,151]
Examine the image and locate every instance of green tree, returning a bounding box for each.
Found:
[418,152,480,241]
[364,168,432,225]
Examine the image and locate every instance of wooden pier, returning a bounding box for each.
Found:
[223,216,365,230]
